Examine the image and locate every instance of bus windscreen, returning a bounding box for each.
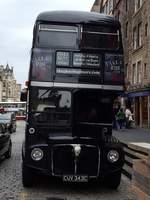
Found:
[30,88,71,127]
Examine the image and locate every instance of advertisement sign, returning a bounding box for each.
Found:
[104,54,124,84]
[56,52,101,78]
[31,48,53,81]
[56,68,100,76]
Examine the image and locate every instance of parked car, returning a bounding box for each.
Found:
[0,112,17,133]
[0,123,12,159]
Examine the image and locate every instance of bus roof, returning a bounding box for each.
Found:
[36,11,120,27]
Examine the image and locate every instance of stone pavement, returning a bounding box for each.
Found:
[113,127,150,153]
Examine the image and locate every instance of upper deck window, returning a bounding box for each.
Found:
[37,24,78,48]
[81,25,119,50]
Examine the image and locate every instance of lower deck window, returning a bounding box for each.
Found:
[30,88,71,127]
[74,90,112,123]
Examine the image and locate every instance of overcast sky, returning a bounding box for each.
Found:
[0,0,94,87]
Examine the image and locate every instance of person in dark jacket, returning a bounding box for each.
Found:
[112,105,119,130]
[116,108,125,129]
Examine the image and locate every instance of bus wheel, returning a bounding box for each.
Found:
[104,171,121,189]
[5,142,12,159]
[22,163,34,187]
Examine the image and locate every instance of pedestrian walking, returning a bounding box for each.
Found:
[125,107,133,128]
[116,108,125,129]
[112,105,119,130]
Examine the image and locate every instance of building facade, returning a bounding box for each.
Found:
[91,0,101,12]
[91,0,150,128]
[0,64,21,102]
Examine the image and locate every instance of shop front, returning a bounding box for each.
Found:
[127,90,150,128]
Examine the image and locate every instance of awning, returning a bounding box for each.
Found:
[127,90,150,98]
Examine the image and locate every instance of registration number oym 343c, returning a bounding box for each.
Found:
[63,175,88,182]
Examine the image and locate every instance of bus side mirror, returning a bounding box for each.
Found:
[20,90,27,101]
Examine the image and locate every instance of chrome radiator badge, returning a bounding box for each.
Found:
[72,144,81,157]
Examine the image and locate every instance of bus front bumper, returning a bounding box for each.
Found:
[22,140,124,181]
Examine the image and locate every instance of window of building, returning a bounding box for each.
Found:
[133,27,137,49]
[101,7,104,13]
[125,21,128,38]
[137,23,142,47]
[103,5,106,14]
[105,2,108,14]
[144,63,147,77]
[94,0,100,5]
[132,64,136,84]
[135,0,143,13]
[116,10,120,21]
[145,23,148,36]
[103,0,113,14]
[109,0,113,12]
[125,63,128,78]
[137,61,141,83]
[126,0,128,11]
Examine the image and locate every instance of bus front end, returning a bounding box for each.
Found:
[22,11,124,189]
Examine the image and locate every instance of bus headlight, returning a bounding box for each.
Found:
[107,150,119,163]
[31,148,43,161]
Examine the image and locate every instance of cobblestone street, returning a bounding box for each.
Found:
[0,121,137,200]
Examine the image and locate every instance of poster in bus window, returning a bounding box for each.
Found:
[56,52,70,66]
[73,53,101,68]
[104,54,124,84]
[31,49,53,81]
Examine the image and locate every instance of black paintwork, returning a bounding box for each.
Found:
[22,89,124,181]
[36,10,120,27]
[22,11,124,186]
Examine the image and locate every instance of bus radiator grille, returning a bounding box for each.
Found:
[52,145,99,177]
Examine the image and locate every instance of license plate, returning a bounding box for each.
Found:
[63,175,88,182]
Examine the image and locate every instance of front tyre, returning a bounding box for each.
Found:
[104,171,121,189]
[22,163,34,187]
[5,142,12,159]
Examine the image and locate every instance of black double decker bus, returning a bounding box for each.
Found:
[22,11,124,188]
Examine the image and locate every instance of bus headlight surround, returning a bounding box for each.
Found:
[103,127,108,134]
[29,127,35,134]
[107,150,119,163]
[31,148,43,161]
